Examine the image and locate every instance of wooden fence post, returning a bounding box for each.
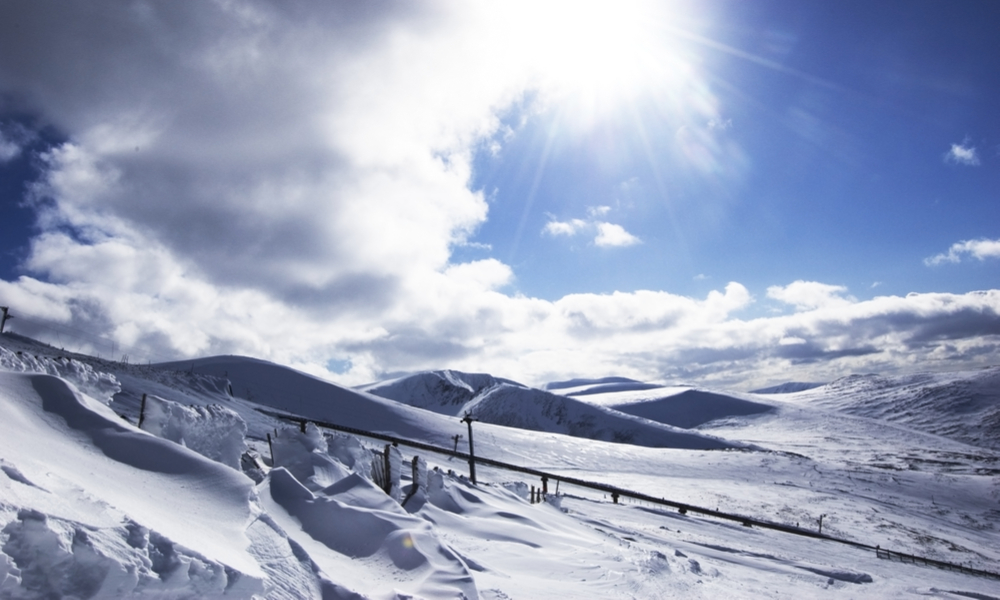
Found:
[137,393,147,429]
[383,444,392,494]
[461,414,477,484]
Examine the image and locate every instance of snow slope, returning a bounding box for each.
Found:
[552,381,776,429]
[362,370,739,449]
[774,369,1000,450]
[0,370,266,597]
[2,333,1000,599]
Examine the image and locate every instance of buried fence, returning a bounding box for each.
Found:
[254,407,1000,581]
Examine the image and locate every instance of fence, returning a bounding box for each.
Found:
[254,407,1000,581]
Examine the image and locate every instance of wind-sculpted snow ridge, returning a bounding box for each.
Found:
[791,368,1000,450]
[0,344,121,404]
[261,425,479,599]
[140,394,248,469]
[364,370,740,449]
[0,371,267,597]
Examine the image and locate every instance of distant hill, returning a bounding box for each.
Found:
[795,369,1000,450]
[608,389,775,429]
[750,382,826,394]
[362,370,739,449]
[544,376,647,391]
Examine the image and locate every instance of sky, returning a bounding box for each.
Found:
[0,0,998,390]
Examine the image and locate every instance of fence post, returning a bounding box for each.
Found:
[461,414,477,485]
[0,306,12,334]
[402,455,422,507]
[383,444,392,494]
[137,393,147,429]
[267,433,274,466]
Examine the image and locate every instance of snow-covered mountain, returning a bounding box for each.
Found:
[547,380,776,429]
[359,370,513,414]
[780,369,1000,450]
[363,370,739,449]
[2,332,1000,599]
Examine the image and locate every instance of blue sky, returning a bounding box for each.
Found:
[1,0,998,388]
[466,0,1000,306]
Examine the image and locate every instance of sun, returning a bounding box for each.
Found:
[521,0,690,123]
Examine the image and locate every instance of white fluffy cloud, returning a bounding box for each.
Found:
[945,142,980,166]
[543,219,588,237]
[594,222,641,247]
[1,2,998,390]
[925,238,1000,265]
[767,281,855,311]
[543,206,640,247]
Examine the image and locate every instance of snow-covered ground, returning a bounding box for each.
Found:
[1,332,999,599]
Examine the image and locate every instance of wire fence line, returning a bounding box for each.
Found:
[256,407,1000,582]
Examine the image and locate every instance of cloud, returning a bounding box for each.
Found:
[543,207,639,247]
[543,218,588,236]
[707,118,732,131]
[0,4,998,392]
[0,131,19,161]
[766,281,855,311]
[945,142,980,165]
[925,238,1000,265]
[0,122,35,162]
[594,222,640,247]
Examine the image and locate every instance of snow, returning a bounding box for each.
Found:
[364,370,738,449]
[140,394,248,469]
[2,332,1000,599]
[750,382,826,394]
[784,369,1000,450]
